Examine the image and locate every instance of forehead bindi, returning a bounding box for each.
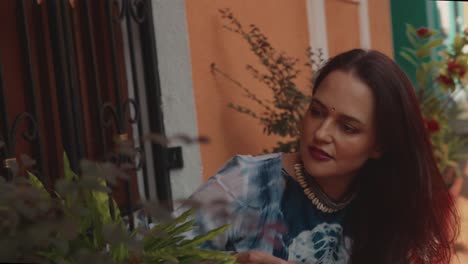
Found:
[311,98,363,126]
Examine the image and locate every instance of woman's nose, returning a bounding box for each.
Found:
[314,119,333,143]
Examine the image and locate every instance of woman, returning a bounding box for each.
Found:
[185,49,459,263]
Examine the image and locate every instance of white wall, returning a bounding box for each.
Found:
[306,0,329,58]
[306,0,372,54]
[150,0,203,203]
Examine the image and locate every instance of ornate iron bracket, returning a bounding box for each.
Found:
[1,112,39,179]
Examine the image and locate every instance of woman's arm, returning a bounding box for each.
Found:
[236,250,293,264]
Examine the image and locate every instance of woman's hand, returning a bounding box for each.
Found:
[236,250,292,264]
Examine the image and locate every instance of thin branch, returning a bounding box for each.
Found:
[211,63,274,112]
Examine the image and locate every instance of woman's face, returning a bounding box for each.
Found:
[299,70,381,181]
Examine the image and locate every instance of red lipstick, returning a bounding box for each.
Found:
[308,146,334,161]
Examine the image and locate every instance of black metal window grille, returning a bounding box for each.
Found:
[0,0,172,230]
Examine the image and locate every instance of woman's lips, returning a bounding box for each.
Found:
[308,146,334,161]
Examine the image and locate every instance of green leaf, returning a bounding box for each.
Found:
[111,243,129,262]
[406,24,419,47]
[168,219,197,236]
[406,24,417,34]
[145,235,186,252]
[420,38,444,53]
[416,69,428,87]
[148,250,179,263]
[400,51,418,66]
[63,152,77,181]
[179,224,230,248]
[152,209,195,233]
[423,61,444,70]
[27,172,49,199]
[91,179,118,224]
[453,34,465,53]
[415,48,431,59]
[401,47,417,56]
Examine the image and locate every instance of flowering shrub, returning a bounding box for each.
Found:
[0,136,235,263]
[401,24,468,184]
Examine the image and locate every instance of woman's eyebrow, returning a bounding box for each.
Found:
[340,115,364,126]
[311,98,364,125]
[310,98,326,109]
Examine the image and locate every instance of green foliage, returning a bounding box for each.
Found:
[213,8,324,153]
[401,25,468,184]
[0,153,234,263]
[142,210,234,264]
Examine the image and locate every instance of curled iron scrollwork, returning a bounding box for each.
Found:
[110,0,147,24]
[101,99,140,133]
[122,98,140,125]
[0,112,38,178]
[100,99,142,170]
[111,0,126,22]
[101,102,120,131]
[129,0,147,24]
[10,112,39,154]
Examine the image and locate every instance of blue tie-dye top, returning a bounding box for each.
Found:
[187,153,352,263]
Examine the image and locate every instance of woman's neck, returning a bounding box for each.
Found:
[312,175,355,201]
[282,152,355,201]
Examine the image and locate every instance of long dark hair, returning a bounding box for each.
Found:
[313,49,459,263]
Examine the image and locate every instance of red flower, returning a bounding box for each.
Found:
[447,60,466,77]
[436,74,454,86]
[424,118,440,133]
[416,27,432,39]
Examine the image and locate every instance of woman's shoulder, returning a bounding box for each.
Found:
[209,152,284,207]
[224,152,283,167]
[215,152,283,178]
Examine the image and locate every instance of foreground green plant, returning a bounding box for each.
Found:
[0,152,235,264]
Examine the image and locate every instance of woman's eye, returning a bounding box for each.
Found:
[309,106,324,117]
[341,124,358,134]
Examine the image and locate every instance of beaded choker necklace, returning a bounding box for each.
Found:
[293,163,356,213]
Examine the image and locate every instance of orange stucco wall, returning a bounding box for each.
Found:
[185,0,311,179]
[185,0,393,180]
[368,0,393,57]
[325,1,361,56]
[326,0,393,57]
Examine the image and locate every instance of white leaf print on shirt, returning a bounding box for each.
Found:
[287,223,351,264]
